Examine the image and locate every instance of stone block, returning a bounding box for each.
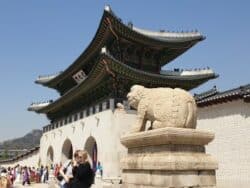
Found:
[121,127,215,148]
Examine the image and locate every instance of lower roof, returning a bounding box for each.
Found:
[34,52,217,118]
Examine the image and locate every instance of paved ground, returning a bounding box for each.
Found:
[13,181,59,188]
[12,176,61,188]
[14,183,50,188]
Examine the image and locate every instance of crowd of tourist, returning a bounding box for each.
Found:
[0,164,50,187]
[0,149,100,188]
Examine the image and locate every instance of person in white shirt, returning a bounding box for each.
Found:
[59,159,73,188]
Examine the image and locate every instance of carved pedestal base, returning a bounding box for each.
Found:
[120,127,218,188]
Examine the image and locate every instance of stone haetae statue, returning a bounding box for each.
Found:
[121,85,218,188]
[127,85,197,132]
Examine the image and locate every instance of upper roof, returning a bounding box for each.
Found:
[35,5,205,93]
[30,50,217,119]
[132,26,203,42]
[195,84,250,107]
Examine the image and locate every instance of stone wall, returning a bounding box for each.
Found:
[197,100,250,188]
[3,98,250,187]
[40,108,136,180]
[0,150,39,168]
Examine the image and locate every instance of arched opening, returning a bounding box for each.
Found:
[46,146,54,165]
[61,139,73,163]
[84,136,98,171]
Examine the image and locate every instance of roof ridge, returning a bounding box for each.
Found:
[196,83,250,107]
[133,26,204,39]
[105,5,204,40]
[194,86,218,100]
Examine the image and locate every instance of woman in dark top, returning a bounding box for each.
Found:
[70,150,94,188]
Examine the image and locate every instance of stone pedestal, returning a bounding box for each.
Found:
[120,127,218,188]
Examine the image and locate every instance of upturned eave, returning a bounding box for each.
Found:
[38,5,204,93]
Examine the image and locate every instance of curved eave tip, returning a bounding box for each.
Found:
[27,106,47,112]
[214,73,219,78]
[201,35,206,41]
[27,107,37,112]
[34,80,44,85]
[104,5,111,12]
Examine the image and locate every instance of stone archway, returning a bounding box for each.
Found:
[46,146,54,165]
[84,136,98,170]
[61,138,73,163]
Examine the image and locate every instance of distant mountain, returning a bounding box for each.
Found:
[0,129,42,150]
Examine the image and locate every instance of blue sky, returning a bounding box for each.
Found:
[0,1,249,141]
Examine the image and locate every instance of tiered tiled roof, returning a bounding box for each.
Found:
[35,5,206,95]
[29,6,217,120]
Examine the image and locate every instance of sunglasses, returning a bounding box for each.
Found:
[76,156,83,159]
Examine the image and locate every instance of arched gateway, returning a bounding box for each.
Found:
[61,139,73,163]
[46,146,54,165]
[84,136,98,170]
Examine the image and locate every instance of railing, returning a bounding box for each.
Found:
[160,67,213,76]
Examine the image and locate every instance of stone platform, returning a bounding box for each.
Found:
[121,127,218,188]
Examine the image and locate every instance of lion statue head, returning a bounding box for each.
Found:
[127,85,145,109]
